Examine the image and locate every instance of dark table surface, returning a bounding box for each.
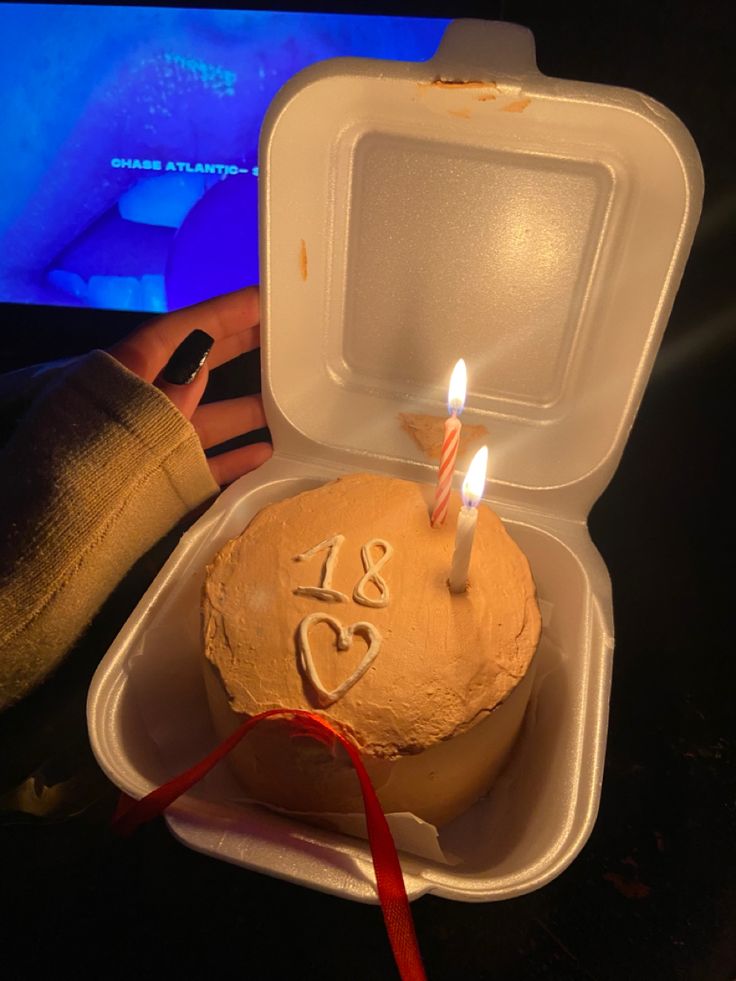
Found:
[1,2,734,979]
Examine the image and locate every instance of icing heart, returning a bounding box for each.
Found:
[297,612,382,708]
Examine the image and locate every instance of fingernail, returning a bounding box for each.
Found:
[161,329,214,385]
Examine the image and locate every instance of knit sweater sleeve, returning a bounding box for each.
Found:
[0,350,219,710]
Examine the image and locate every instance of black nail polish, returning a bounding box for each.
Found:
[161,329,214,385]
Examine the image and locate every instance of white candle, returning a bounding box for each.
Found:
[431,359,467,527]
[449,446,488,593]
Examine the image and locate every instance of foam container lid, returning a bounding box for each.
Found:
[262,18,702,517]
[88,20,703,903]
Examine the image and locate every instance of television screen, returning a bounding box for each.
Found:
[0,4,448,314]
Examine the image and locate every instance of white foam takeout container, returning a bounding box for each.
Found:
[88,20,703,902]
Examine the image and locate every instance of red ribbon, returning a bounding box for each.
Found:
[112,708,426,981]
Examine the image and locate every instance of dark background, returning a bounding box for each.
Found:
[1,1,734,978]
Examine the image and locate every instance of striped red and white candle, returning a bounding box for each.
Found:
[431,358,467,527]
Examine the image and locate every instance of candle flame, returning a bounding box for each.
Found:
[462,445,488,508]
[448,359,467,414]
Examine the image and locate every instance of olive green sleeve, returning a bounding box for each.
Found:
[0,350,219,710]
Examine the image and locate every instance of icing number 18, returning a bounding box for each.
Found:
[293,534,393,707]
[294,535,393,608]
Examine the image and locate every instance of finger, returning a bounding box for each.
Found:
[206,323,261,371]
[156,364,210,421]
[191,394,267,450]
[110,287,260,382]
[209,442,273,487]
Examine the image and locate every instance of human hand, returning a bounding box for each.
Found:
[108,287,272,485]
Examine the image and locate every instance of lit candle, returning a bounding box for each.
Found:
[449,446,488,594]
[431,358,467,527]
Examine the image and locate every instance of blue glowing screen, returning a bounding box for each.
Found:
[0,4,448,312]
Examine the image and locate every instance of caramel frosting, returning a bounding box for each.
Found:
[399,411,488,462]
[202,473,541,760]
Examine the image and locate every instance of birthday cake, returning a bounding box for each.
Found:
[202,473,541,827]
